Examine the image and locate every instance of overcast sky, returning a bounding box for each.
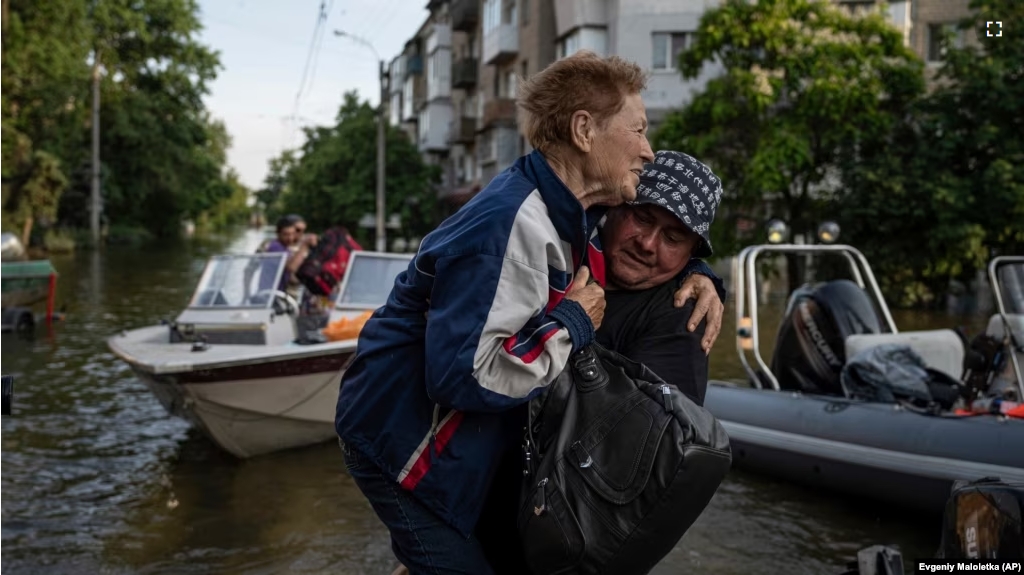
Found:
[197,0,430,189]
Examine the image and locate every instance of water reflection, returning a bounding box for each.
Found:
[1,230,980,573]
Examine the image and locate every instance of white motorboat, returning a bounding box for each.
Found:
[108,250,413,458]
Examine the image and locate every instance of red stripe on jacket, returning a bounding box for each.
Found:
[399,411,465,490]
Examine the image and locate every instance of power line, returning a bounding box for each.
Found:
[288,0,330,146]
[362,0,404,42]
[303,0,335,98]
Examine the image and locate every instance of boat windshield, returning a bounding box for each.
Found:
[335,252,412,309]
[189,253,288,309]
[997,261,1024,314]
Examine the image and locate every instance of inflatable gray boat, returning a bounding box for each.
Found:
[705,245,1024,514]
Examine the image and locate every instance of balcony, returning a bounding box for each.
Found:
[402,76,426,121]
[426,23,452,54]
[404,54,423,79]
[451,0,479,32]
[554,0,608,38]
[482,23,518,65]
[448,116,477,145]
[481,98,516,129]
[418,101,454,153]
[452,58,478,89]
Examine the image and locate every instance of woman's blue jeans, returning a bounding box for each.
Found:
[341,440,497,575]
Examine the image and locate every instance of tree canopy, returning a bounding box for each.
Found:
[839,0,1023,304]
[261,93,441,246]
[655,0,1023,305]
[654,0,924,259]
[2,0,244,242]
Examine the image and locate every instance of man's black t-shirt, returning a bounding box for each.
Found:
[595,281,709,406]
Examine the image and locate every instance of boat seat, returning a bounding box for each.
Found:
[986,313,1024,341]
[844,329,965,381]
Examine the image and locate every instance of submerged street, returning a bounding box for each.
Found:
[1,228,989,574]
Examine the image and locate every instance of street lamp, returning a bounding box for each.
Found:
[334,29,388,252]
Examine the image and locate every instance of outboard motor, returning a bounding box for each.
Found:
[938,477,1024,559]
[770,279,883,395]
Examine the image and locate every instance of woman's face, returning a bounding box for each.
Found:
[585,93,655,206]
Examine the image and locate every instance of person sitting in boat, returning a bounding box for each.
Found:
[473,149,725,575]
[258,215,317,297]
[333,52,725,574]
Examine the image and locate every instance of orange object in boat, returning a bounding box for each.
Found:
[323,311,373,341]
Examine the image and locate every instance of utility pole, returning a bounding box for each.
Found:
[376,59,388,252]
[334,30,388,252]
[90,52,102,245]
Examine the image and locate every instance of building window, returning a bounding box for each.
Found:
[505,1,517,26]
[483,0,500,33]
[652,32,691,70]
[558,28,608,59]
[505,70,517,99]
[521,0,529,25]
[927,22,964,62]
[521,59,528,79]
[558,33,580,59]
[838,1,877,16]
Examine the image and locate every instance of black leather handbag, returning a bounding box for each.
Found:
[519,343,732,575]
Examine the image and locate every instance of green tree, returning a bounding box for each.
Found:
[255,150,298,218]
[199,169,252,232]
[2,151,68,244]
[3,0,236,241]
[653,0,924,289]
[1,0,91,239]
[1,0,92,176]
[275,92,441,244]
[840,0,1023,306]
[90,0,226,236]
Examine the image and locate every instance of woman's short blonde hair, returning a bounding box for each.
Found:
[517,51,648,153]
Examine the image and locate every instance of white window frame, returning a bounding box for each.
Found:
[652,32,692,71]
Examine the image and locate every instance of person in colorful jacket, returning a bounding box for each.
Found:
[473,150,728,575]
[334,51,722,574]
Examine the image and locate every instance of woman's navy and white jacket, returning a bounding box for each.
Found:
[334,150,717,536]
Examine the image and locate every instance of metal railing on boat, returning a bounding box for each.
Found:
[733,244,897,391]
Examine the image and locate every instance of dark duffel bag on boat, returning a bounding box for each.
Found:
[518,343,732,575]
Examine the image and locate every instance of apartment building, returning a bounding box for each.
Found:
[834,0,977,65]
[420,0,720,213]
[554,0,725,131]
[911,0,978,65]
[386,0,978,215]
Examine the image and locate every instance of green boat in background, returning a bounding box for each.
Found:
[2,260,58,308]
[1,233,60,332]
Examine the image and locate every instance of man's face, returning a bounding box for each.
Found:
[584,93,655,205]
[277,225,298,246]
[603,204,701,290]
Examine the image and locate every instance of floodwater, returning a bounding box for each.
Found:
[1,229,991,574]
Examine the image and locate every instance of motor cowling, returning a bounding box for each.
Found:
[770,279,883,395]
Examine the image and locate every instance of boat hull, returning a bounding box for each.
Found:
[110,326,355,458]
[704,382,1024,514]
[135,365,347,458]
